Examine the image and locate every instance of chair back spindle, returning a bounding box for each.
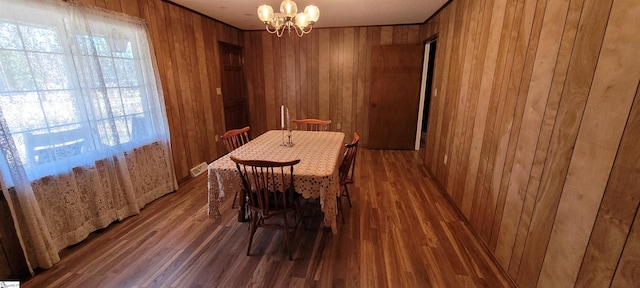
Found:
[222,126,251,152]
[236,161,297,216]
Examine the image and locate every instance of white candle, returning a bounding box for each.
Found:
[281,105,285,129]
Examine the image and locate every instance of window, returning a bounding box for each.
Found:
[0,1,168,181]
[0,0,175,271]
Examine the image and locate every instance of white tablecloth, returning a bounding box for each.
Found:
[208,130,345,234]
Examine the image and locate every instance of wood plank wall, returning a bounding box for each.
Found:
[71,0,244,181]
[46,1,640,286]
[420,0,640,287]
[243,25,424,145]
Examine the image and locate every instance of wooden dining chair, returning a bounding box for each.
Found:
[339,132,360,209]
[292,119,332,131]
[222,126,251,152]
[222,126,251,209]
[300,132,360,225]
[231,156,301,260]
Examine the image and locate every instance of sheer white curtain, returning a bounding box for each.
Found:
[0,0,177,271]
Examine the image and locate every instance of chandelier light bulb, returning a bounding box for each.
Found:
[280,0,297,18]
[304,5,319,23]
[294,12,307,29]
[257,5,274,22]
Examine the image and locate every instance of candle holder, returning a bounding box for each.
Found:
[282,128,294,147]
[280,105,294,147]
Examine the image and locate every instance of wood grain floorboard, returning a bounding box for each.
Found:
[21,148,513,288]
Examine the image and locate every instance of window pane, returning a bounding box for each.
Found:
[41,90,81,127]
[0,92,46,132]
[99,57,118,87]
[114,58,138,86]
[114,117,130,143]
[79,55,102,89]
[20,25,63,53]
[78,55,126,89]
[112,43,132,59]
[0,22,23,50]
[76,35,110,56]
[76,35,88,55]
[27,52,69,90]
[129,114,151,141]
[96,119,117,146]
[93,37,111,57]
[122,88,143,114]
[0,50,36,91]
[107,88,124,117]
[91,89,109,119]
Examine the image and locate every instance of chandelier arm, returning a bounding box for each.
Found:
[294,25,304,37]
[265,24,278,34]
[302,25,313,35]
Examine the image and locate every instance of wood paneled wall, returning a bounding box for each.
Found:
[243,25,424,145]
[54,1,640,286]
[421,0,640,287]
[72,0,243,181]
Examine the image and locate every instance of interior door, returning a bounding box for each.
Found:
[219,42,249,130]
[368,44,423,149]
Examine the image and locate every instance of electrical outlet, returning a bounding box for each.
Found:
[444,154,448,165]
[216,87,222,95]
[215,135,219,142]
[434,88,438,98]
[336,123,341,129]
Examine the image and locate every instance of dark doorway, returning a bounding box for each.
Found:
[421,39,437,145]
[219,42,249,131]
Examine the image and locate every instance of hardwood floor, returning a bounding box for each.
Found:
[22,148,514,287]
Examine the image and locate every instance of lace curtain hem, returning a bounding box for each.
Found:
[5,141,176,269]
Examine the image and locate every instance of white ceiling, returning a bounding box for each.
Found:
[167,0,449,31]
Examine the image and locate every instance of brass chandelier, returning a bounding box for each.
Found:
[257,0,319,37]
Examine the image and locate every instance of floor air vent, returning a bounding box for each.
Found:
[190,162,208,177]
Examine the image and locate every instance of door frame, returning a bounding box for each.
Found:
[415,37,437,150]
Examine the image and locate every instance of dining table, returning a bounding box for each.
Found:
[207,129,346,234]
